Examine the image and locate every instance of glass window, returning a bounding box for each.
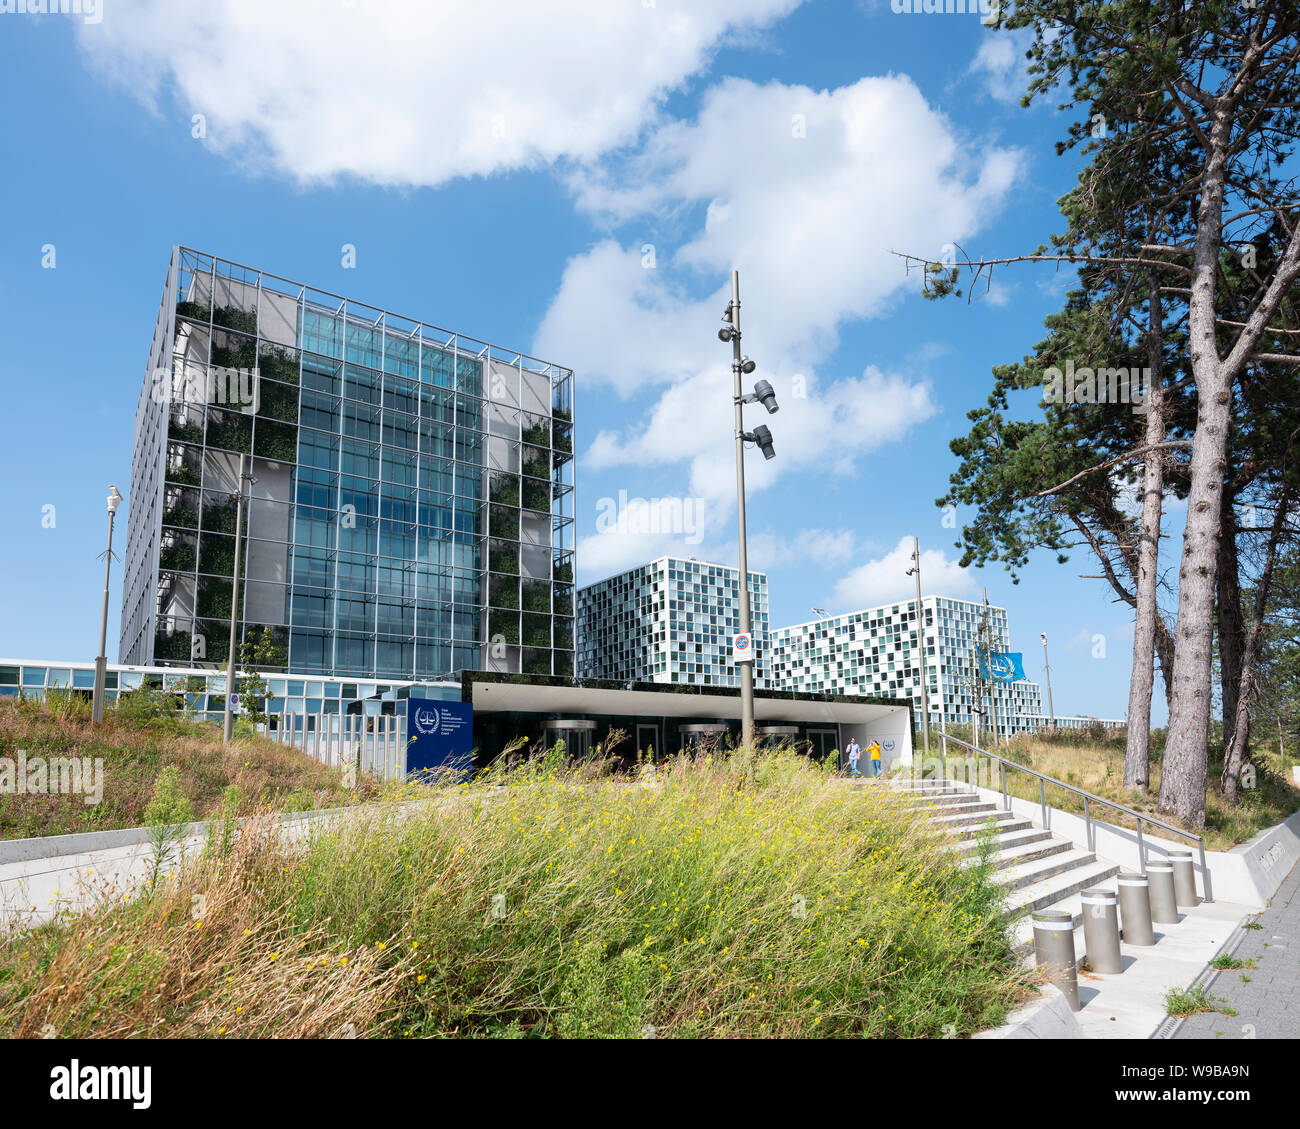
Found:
[21,667,47,686]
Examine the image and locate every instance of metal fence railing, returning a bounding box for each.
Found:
[935,727,1212,902]
[270,713,406,782]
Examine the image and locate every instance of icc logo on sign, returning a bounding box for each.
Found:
[414,708,441,736]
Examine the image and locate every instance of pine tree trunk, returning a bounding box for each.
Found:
[1124,282,1166,791]
[1155,617,1175,714]
[1217,506,1245,754]
[1158,100,1235,829]
[1223,490,1291,803]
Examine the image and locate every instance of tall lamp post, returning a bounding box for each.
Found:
[91,485,124,725]
[1040,631,1056,729]
[222,453,254,744]
[905,536,931,761]
[718,269,777,750]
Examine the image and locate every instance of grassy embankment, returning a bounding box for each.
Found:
[0,748,1033,1038]
[926,725,1300,851]
[0,694,366,840]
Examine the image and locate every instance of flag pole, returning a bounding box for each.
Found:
[983,588,1000,747]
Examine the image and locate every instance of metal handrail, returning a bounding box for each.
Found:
[933,727,1213,903]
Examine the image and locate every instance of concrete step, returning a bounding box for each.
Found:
[881,781,973,795]
[1002,859,1121,916]
[961,834,1073,872]
[888,793,990,810]
[926,807,1017,830]
[948,817,1034,840]
[892,800,995,819]
[994,847,1101,893]
[950,827,1055,857]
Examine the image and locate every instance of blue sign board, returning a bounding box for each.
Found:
[406,698,474,781]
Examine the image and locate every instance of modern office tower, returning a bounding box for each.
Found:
[575,556,768,687]
[119,247,575,681]
[769,596,1048,738]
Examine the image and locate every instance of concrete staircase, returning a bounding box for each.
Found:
[876,776,1120,957]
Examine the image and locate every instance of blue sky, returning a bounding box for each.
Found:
[0,0,1170,721]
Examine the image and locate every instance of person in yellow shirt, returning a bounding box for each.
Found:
[865,739,882,779]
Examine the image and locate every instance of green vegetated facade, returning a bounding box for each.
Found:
[145,250,577,683]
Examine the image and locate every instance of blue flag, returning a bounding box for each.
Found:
[978,649,1026,682]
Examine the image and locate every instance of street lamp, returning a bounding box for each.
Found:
[91,485,124,725]
[905,535,931,761]
[720,269,777,750]
[222,454,256,743]
[1040,631,1056,729]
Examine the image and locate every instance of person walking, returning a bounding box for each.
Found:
[866,738,882,779]
[845,736,862,778]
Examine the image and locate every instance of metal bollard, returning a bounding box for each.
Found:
[1169,850,1198,908]
[1145,857,1179,924]
[1117,872,1155,946]
[1032,909,1080,1011]
[1080,887,1123,974]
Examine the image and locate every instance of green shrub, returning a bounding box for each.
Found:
[257,380,299,422]
[488,609,519,645]
[521,478,550,513]
[489,506,519,541]
[162,505,199,530]
[168,417,204,444]
[489,473,520,507]
[211,305,257,334]
[159,543,196,572]
[490,545,519,575]
[258,346,300,385]
[254,419,298,462]
[205,411,252,454]
[522,615,551,648]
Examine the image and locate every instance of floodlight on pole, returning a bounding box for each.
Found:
[905,535,931,762]
[719,269,778,752]
[1040,631,1056,729]
[748,424,776,460]
[91,484,124,725]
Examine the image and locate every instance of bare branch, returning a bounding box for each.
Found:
[1035,442,1196,498]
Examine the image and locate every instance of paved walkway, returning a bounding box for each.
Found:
[1173,859,1300,1039]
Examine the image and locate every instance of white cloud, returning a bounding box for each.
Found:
[541,75,1023,389]
[584,364,939,513]
[748,528,860,568]
[1061,628,1094,653]
[538,71,1013,546]
[966,29,1035,104]
[546,72,1020,567]
[76,0,803,187]
[831,536,976,609]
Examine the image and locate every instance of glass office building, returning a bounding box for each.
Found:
[119,247,575,681]
[763,596,1123,738]
[575,556,769,688]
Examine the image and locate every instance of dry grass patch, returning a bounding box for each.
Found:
[0,697,370,840]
